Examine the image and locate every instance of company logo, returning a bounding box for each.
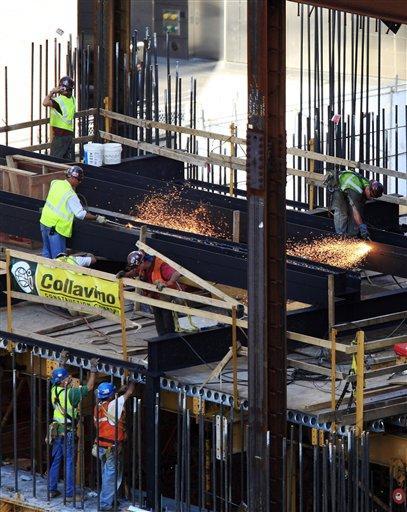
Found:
[11,261,35,294]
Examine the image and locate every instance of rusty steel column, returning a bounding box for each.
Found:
[247,0,287,510]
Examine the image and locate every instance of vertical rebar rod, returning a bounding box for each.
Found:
[114,393,119,512]
[96,397,101,511]
[186,409,191,512]
[198,397,204,511]
[46,378,50,502]
[154,392,160,512]
[137,398,142,507]
[131,397,137,506]
[5,66,8,147]
[79,367,85,509]
[359,17,365,164]
[45,40,49,146]
[0,367,2,488]
[63,384,68,504]
[299,424,303,512]
[395,105,399,194]
[71,376,76,507]
[12,351,18,492]
[38,44,43,151]
[176,392,182,511]
[30,42,34,145]
[31,352,37,497]
[212,416,217,512]
[376,21,381,167]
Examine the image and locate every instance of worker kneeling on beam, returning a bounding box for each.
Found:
[331,170,383,239]
[93,381,136,511]
[40,166,106,259]
[48,358,98,500]
[117,250,182,336]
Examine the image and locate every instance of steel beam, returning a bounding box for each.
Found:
[247,0,286,509]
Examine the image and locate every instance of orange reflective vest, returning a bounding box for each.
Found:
[94,401,126,447]
[150,257,167,285]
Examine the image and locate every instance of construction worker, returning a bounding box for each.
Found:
[40,165,106,259]
[93,380,136,511]
[56,251,97,267]
[117,250,181,335]
[48,359,98,500]
[42,76,76,160]
[331,171,383,239]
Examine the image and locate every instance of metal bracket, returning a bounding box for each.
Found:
[247,129,265,193]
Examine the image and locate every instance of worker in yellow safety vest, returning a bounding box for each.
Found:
[48,358,98,500]
[39,166,106,258]
[42,76,77,160]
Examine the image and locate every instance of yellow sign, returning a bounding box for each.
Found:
[35,263,120,315]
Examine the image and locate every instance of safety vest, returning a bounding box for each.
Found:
[94,401,126,447]
[51,385,78,424]
[50,95,76,132]
[339,171,370,195]
[57,255,77,265]
[40,180,76,237]
[150,257,167,285]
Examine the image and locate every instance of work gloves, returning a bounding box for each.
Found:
[96,215,107,224]
[116,270,126,279]
[59,349,69,367]
[359,223,370,240]
[89,357,100,372]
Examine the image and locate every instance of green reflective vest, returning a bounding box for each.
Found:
[51,385,78,424]
[339,171,370,195]
[40,180,76,238]
[57,255,77,266]
[50,95,76,132]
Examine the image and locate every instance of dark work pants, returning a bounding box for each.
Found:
[153,307,175,336]
[50,134,74,160]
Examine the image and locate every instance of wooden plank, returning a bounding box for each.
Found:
[5,156,17,168]
[99,109,247,145]
[100,130,247,171]
[23,135,93,152]
[346,334,407,354]
[334,311,407,332]
[10,154,70,170]
[122,277,236,311]
[0,108,97,134]
[9,249,117,282]
[137,240,245,309]
[123,289,248,328]
[287,147,406,181]
[10,291,121,324]
[287,330,348,353]
[287,357,344,379]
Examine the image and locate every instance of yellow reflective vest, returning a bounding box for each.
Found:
[50,95,75,132]
[40,180,76,237]
[51,385,78,424]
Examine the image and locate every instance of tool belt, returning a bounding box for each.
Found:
[92,439,122,460]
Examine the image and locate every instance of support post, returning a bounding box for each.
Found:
[355,330,365,436]
[232,210,241,243]
[118,279,128,361]
[328,275,336,411]
[308,138,316,210]
[6,250,13,332]
[229,122,237,196]
[247,0,286,509]
[231,306,239,407]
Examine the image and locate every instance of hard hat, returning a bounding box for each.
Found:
[369,180,384,199]
[51,367,69,385]
[65,165,84,182]
[127,251,153,268]
[59,76,74,91]
[97,382,116,400]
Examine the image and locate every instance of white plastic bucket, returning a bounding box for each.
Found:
[83,143,104,167]
[103,143,122,165]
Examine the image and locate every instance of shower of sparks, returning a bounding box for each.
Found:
[130,188,227,238]
[287,236,372,269]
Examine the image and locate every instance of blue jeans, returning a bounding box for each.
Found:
[98,445,123,509]
[40,224,67,259]
[49,432,76,497]
[332,190,358,236]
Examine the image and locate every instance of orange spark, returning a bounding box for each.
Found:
[130,189,227,238]
[287,236,372,269]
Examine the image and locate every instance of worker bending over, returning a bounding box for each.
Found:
[56,251,97,267]
[43,76,76,160]
[48,358,98,500]
[40,166,106,259]
[331,171,383,239]
[93,381,136,511]
[117,250,181,336]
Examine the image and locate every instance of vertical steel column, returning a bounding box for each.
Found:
[247,1,286,510]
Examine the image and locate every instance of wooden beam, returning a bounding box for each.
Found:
[334,311,407,332]
[23,135,93,152]
[287,357,344,380]
[287,330,348,353]
[346,334,407,354]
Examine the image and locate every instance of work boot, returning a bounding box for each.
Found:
[66,494,86,502]
[49,490,61,498]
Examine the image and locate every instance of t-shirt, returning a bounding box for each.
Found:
[105,395,126,425]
